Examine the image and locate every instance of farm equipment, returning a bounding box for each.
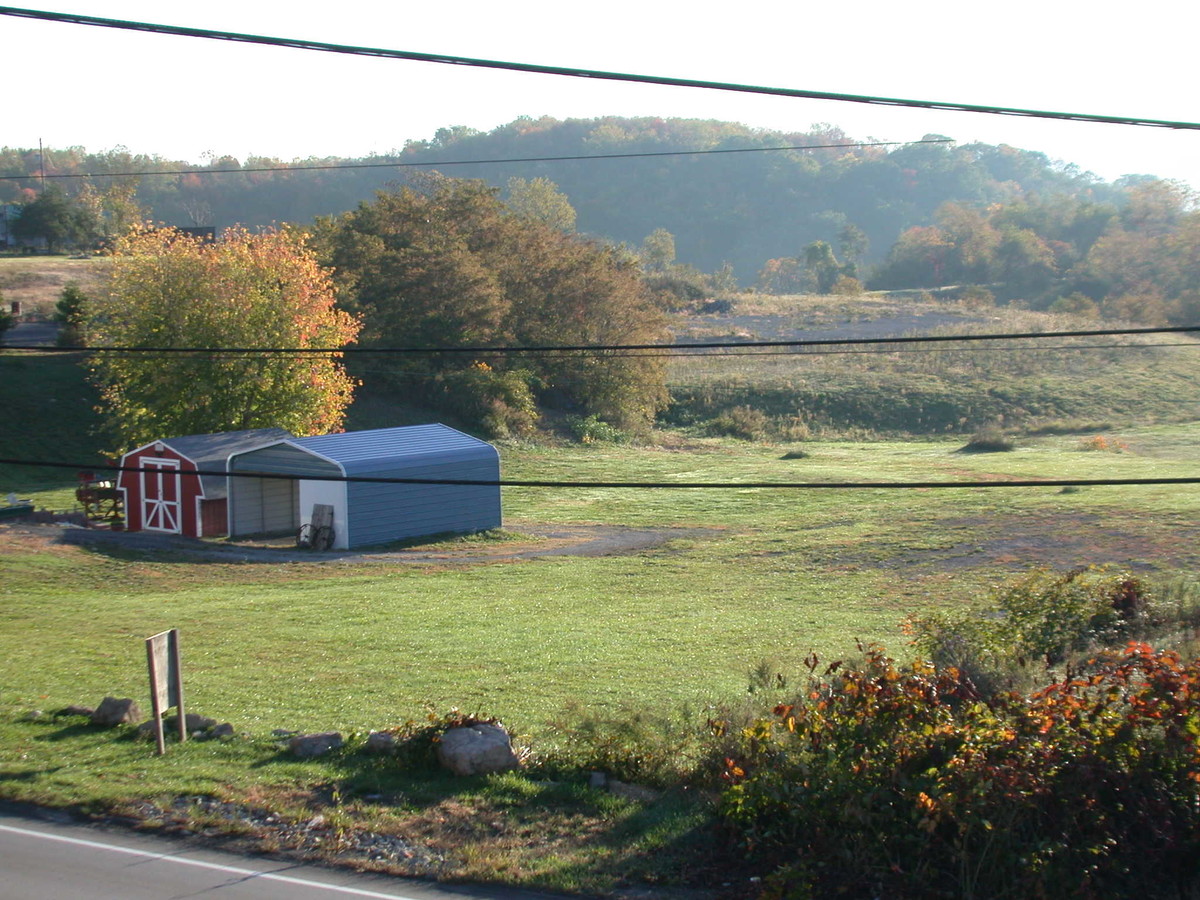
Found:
[76,470,123,526]
[296,503,335,551]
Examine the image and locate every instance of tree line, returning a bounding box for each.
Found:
[1,116,1129,282]
[869,179,1200,324]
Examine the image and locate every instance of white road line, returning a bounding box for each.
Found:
[0,822,416,899]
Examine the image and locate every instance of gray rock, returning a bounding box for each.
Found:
[607,779,661,803]
[136,713,222,739]
[289,731,343,758]
[181,713,218,732]
[61,705,95,717]
[211,722,235,738]
[366,731,397,753]
[91,697,143,726]
[436,724,519,776]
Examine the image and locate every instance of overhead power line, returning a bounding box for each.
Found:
[2,6,1197,131]
[6,325,1198,356]
[3,458,1199,491]
[9,340,1196,365]
[0,139,951,182]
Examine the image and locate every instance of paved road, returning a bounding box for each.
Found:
[1,320,59,346]
[0,808,545,900]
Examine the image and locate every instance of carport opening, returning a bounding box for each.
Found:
[229,474,300,539]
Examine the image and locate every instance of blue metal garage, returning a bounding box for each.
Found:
[225,424,501,549]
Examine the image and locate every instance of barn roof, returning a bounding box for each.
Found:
[288,424,496,476]
[161,428,292,496]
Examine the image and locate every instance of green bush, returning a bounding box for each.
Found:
[566,413,629,444]
[720,643,1200,899]
[542,704,708,787]
[439,363,540,439]
[906,568,1161,695]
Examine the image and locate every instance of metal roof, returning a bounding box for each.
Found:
[145,428,293,498]
[289,424,497,475]
[163,428,293,467]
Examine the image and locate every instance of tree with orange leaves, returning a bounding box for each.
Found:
[87,226,360,450]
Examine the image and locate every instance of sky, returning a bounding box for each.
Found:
[4,0,1199,188]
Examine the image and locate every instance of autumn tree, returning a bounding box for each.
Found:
[87,226,360,450]
[77,178,146,242]
[756,257,814,294]
[317,174,667,436]
[504,176,577,232]
[870,226,957,288]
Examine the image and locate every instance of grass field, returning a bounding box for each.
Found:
[4,432,1200,731]
[0,254,105,317]
[3,281,1200,892]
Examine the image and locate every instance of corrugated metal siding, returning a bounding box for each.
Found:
[228,443,339,538]
[229,476,298,536]
[227,426,501,548]
[292,424,497,476]
[345,458,501,547]
[229,444,341,478]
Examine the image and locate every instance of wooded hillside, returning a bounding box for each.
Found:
[0,117,1133,284]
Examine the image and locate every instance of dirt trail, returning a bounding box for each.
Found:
[49,522,720,565]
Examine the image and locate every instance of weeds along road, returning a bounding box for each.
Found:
[0,806,560,900]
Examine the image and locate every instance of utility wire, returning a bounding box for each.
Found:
[6,325,1198,356]
[0,139,951,182]
[3,458,1199,491]
[1,7,1197,131]
[8,340,1197,366]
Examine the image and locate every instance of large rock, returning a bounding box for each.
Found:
[436,723,519,776]
[366,731,397,754]
[136,713,220,739]
[90,697,143,726]
[289,731,343,758]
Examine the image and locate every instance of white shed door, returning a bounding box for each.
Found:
[140,456,182,533]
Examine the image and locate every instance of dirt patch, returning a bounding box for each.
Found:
[43,522,722,566]
[825,511,1200,574]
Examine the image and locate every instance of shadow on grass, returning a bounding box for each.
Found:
[0,766,64,783]
[34,722,99,742]
[56,527,526,567]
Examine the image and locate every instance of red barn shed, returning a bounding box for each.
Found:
[116,429,290,537]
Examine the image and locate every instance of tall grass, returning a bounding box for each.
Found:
[667,305,1200,436]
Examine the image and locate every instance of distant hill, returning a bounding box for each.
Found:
[1,118,1132,284]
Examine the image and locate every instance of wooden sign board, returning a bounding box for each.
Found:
[146,628,186,755]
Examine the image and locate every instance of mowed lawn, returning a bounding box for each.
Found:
[4,425,1199,742]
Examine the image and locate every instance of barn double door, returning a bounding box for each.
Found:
[140,457,182,533]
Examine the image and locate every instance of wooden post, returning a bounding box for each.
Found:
[169,628,186,743]
[146,634,166,756]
